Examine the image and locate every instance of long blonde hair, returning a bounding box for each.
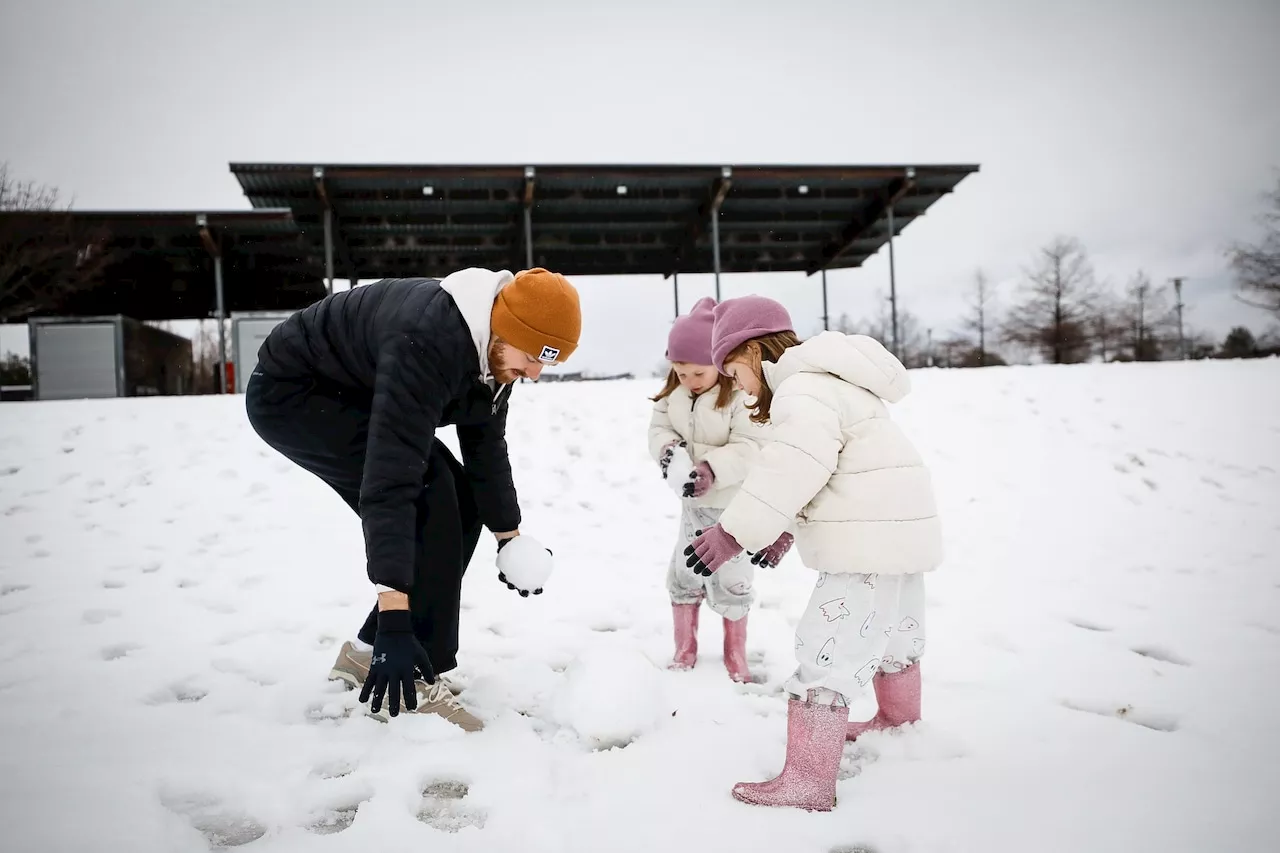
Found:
[723,331,803,423]
[650,368,736,410]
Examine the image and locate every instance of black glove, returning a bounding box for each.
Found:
[358,609,435,717]
[659,441,686,480]
[496,536,549,597]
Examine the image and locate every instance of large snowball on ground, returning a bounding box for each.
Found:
[496,535,553,591]
[552,640,671,750]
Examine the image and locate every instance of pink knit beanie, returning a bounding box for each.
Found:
[710,295,795,373]
[666,297,717,365]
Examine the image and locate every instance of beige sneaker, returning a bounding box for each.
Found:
[327,641,482,731]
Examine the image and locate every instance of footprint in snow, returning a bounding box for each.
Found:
[418,781,487,833]
[83,608,122,624]
[310,760,356,780]
[0,466,19,477]
[305,799,366,835]
[160,792,266,848]
[1131,645,1190,666]
[1061,699,1178,732]
[101,643,141,661]
[145,683,209,705]
[0,584,29,597]
[102,579,127,589]
[1067,617,1113,633]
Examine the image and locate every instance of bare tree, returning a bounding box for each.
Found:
[1227,174,1280,318]
[958,267,1001,365]
[1120,270,1176,361]
[1003,236,1099,364]
[1089,288,1125,362]
[850,293,929,367]
[0,162,114,321]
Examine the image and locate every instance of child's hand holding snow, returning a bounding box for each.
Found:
[665,446,695,497]
[496,535,553,597]
[659,440,686,480]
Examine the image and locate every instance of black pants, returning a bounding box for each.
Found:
[244,369,481,674]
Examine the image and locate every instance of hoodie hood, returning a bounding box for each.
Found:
[764,331,911,403]
[440,267,515,380]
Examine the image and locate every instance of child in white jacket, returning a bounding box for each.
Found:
[685,295,943,812]
[649,297,775,683]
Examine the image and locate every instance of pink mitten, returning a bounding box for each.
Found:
[683,524,743,576]
[685,461,715,498]
[750,531,794,568]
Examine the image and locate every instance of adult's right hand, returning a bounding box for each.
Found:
[359,609,435,717]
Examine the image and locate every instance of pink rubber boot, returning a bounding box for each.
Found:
[846,663,921,741]
[722,614,751,683]
[732,697,850,811]
[669,603,699,670]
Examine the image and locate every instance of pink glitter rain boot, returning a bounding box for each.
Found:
[669,603,699,670]
[846,663,921,741]
[732,697,850,811]
[722,614,751,683]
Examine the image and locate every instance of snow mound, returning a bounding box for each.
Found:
[552,639,671,750]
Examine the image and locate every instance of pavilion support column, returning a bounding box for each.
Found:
[523,166,536,269]
[214,254,226,394]
[323,207,334,296]
[887,203,898,359]
[821,268,829,331]
[711,166,731,302]
[673,272,680,319]
[197,214,227,395]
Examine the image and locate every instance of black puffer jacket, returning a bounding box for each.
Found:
[256,278,519,592]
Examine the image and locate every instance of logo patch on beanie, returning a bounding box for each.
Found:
[538,345,561,364]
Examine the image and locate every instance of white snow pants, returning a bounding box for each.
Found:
[666,502,755,621]
[783,572,926,703]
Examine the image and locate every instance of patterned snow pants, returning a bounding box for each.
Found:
[666,502,755,622]
[783,571,926,703]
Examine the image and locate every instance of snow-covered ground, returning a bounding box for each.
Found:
[2,359,1279,853]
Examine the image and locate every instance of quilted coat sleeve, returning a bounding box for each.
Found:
[456,391,522,533]
[699,396,767,488]
[647,395,682,461]
[717,385,843,553]
[360,330,460,592]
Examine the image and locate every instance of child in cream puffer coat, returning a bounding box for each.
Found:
[685,295,943,812]
[648,297,776,683]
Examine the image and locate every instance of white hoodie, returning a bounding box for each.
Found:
[439,267,514,384]
[717,331,943,576]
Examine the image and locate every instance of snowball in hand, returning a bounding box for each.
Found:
[666,446,695,497]
[496,535,553,591]
[553,641,670,749]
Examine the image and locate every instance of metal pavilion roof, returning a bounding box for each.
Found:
[229,162,979,282]
[0,209,323,321]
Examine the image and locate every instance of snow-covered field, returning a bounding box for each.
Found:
[1,359,1279,853]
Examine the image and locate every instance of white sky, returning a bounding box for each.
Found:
[2,0,1278,373]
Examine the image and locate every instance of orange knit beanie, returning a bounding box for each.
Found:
[490,268,582,364]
